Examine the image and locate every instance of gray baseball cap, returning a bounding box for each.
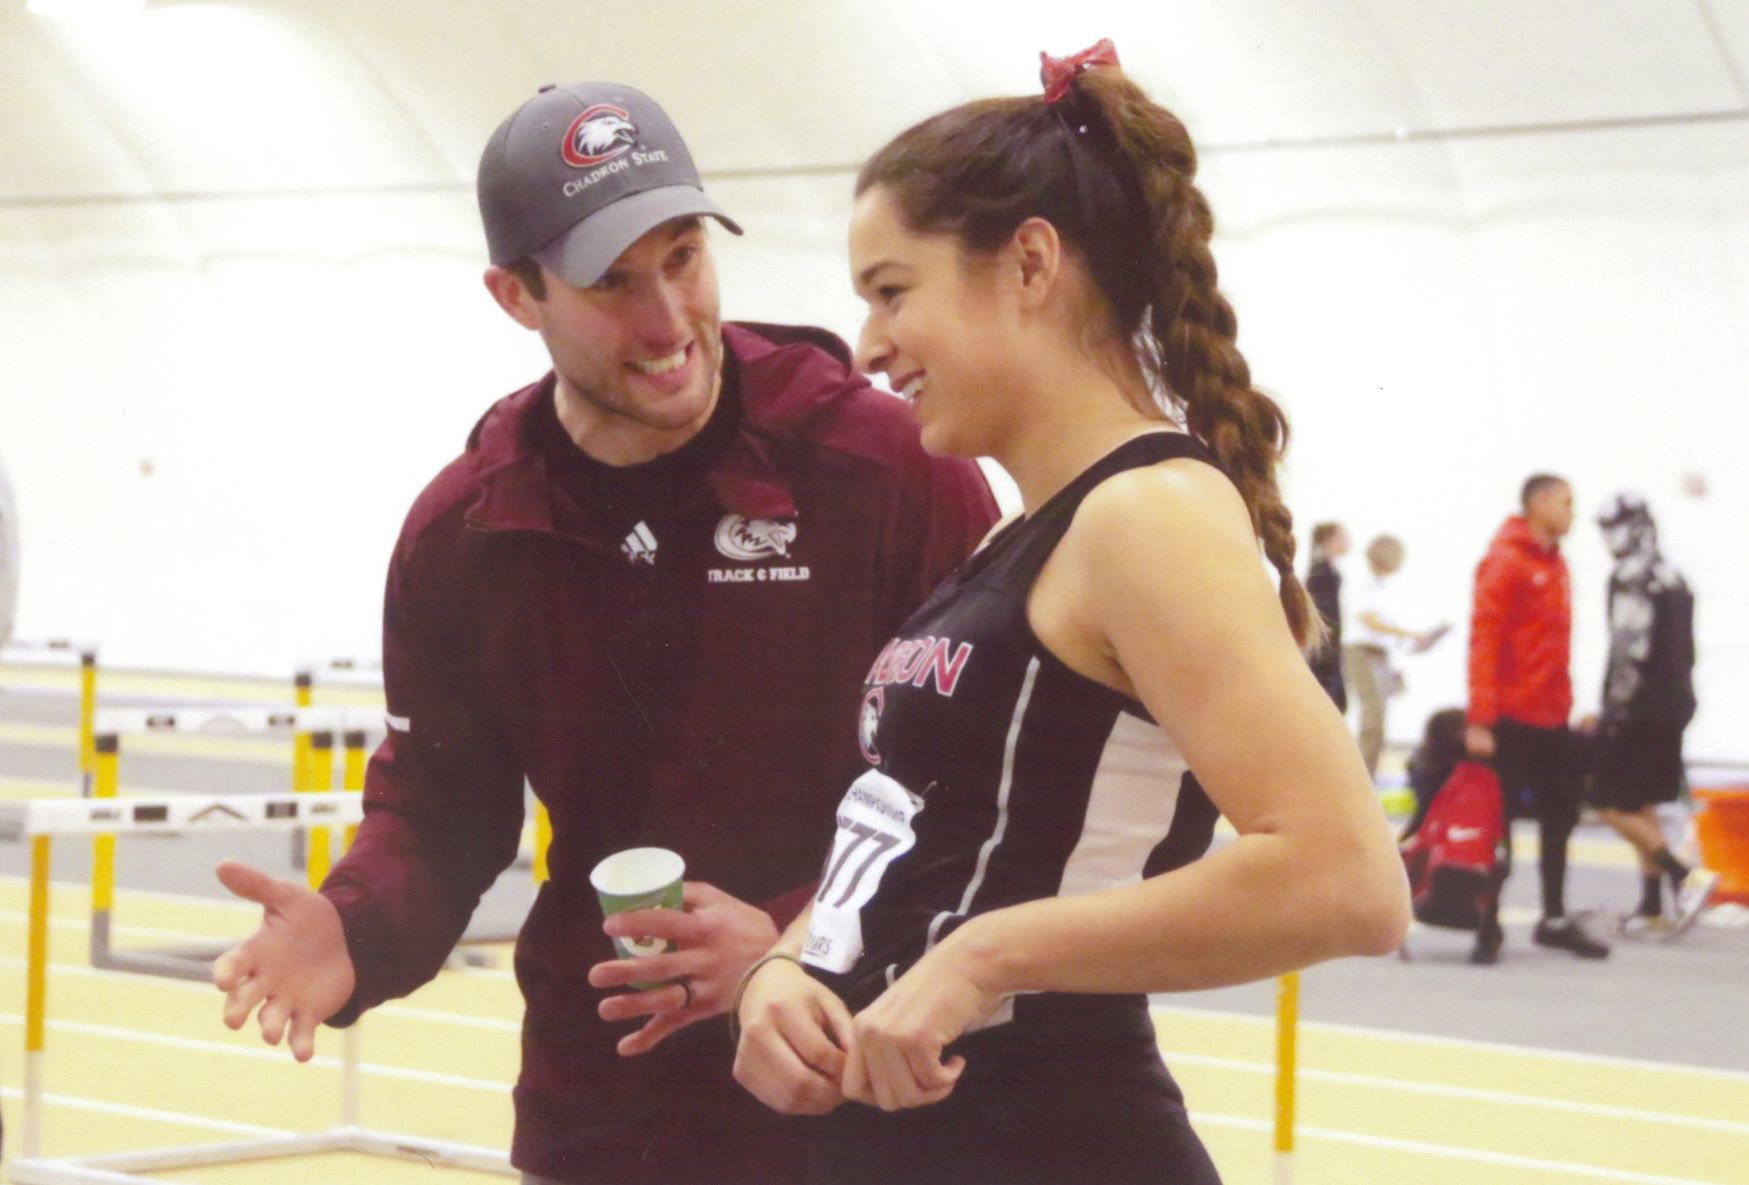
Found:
[477,82,742,287]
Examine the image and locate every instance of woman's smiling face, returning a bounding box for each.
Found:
[848,186,1021,459]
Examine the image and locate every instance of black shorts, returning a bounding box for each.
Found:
[1590,719,1687,811]
[808,996,1221,1185]
[1493,719,1583,822]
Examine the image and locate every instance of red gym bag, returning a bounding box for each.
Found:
[1400,761,1506,930]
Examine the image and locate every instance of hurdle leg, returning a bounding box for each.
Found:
[533,802,553,884]
[296,773,362,1129]
[341,1026,363,1128]
[342,729,367,851]
[77,649,97,798]
[90,735,118,965]
[290,668,313,870]
[305,731,335,890]
[1273,971,1300,1185]
[26,834,52,1158]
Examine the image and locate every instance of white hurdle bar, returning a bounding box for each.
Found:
[92,703,384,738]
[87,704,387,981]
[2,790,362,839]
[1,790,516,1183]
[0,637,97,663]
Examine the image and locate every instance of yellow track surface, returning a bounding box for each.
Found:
[1,879,1743,1184]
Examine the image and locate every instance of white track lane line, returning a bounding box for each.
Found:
[1156,1003,1749,1084]
[1169,1050,1749,1136]
[0,1011,508,1093]
[0,875,258,914]
[0,954,519,1032]
[0,1084,292,1138]
[1196,1113,1736,1185]
[0,908,248,944]
[0,903,520,984]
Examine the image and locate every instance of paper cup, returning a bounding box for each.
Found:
[590,847,685,980]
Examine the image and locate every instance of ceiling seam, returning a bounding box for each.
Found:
[6,106,1747,208]
[1692,0,1749,109]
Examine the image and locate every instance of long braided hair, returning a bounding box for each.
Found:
[856,65,1318,647]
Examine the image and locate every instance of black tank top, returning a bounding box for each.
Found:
[803,432,1223,1019]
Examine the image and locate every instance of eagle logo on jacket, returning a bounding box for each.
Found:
[714,515,797,562]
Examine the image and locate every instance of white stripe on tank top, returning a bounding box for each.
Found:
[1057,711,1192,898]
[925,656,1041,951]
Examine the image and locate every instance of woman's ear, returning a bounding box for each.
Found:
[1008,217,1062,310]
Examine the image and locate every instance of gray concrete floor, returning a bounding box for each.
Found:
[1178,849,1749,1071]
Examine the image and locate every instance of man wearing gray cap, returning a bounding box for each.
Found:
[211,82,997,1185]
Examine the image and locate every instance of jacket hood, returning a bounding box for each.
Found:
[1491,515,1560,558]
[458,321,867,536]
[463,321,858,467]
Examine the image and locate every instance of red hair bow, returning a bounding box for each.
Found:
[1039,38,1121,104]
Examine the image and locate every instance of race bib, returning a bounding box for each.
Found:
[802,768,925,973]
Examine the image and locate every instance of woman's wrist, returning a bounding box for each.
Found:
[728,950,806,1044]
[939,911,1025,996]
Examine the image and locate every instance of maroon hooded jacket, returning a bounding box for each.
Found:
[320,323,997,1182]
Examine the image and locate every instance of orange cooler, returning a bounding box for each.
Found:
[1693,785,1749,906]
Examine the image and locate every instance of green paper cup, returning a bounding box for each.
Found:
[590,847,685,987]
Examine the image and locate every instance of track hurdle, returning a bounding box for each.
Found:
[1,789,516,1182]
[293,657,552,882]
[87,704,380,980]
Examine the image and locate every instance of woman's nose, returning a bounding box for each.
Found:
[854,318,892,376]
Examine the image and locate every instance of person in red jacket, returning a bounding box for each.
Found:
[207,81,997,1185]
[1466,473,1608,963]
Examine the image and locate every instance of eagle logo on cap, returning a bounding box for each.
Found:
[562,105,637,168]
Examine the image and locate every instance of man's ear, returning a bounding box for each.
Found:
[1008,216,1063,311]
[483,265,543,330]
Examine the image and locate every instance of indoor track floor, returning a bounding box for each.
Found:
[0,660,1744,1184]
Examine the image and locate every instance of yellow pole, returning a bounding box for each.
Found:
[1274,972,1300,1185]
[25,833,51,1157]
[27,835,50,1050]
[92,735,118,913]
[306,730,335,890]
[78,649,97,798]
[342,728,367,852]
[533,802,553,884]
[290,668,313,873]
[293,670,313,801]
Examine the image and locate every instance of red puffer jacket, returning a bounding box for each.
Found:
[1467,516,1573,729]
